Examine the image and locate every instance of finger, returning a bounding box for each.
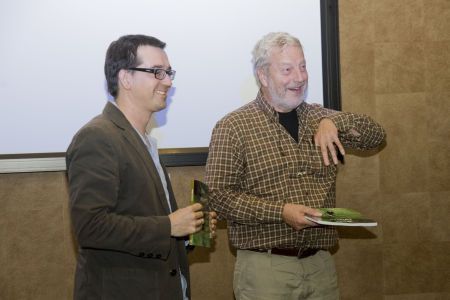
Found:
[194,211,204,219]
[334,138,345,156]
[297,213,319,226]
[304,218,319,227]
[327,141,338,165]
[313,134,319,147]
[304,207,322,217]
[320,143,330,166]
[190,203,203,211]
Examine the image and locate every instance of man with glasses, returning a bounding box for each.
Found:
[205,32,386,299]
[66,34,216,300]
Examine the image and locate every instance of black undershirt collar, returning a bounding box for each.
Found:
[278,109,299,143]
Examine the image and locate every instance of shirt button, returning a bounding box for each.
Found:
[169,269,177,276]
[297,171,306,176]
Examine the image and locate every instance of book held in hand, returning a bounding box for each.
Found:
[189,180,212,247]
[305,208,377,227]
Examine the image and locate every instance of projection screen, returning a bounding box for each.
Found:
[0,0,340,172]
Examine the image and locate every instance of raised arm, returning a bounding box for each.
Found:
[314,110,386,165]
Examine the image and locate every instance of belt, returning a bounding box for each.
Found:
[247,248,320,259]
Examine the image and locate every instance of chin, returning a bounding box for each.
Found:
[150,104,167,113]
[286,97,303,109]
[156,106,166,112]
[160,102,168,110]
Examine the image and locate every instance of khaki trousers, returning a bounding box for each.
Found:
[233,249,339,300]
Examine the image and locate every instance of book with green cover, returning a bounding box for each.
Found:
[189,180,211,247]
[305,208,377,227]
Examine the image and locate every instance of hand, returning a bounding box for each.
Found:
[208,211,218,238]
[169,203,204,237]
[282,203,322,230]
[314,118,345,166]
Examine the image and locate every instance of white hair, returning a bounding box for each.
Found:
[252,32,303,86]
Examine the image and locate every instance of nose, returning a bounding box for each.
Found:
[162,75,173,87]
[294,67,308,83]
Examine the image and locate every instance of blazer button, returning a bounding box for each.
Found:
[138,252,145,257]
[169,269,177,276]
[146,253,154,258]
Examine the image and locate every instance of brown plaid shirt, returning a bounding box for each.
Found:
[205,92,386,250]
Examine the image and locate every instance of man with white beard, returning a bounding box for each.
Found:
[205,32,386,300]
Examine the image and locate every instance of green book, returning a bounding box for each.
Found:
[189,180,211,247]
[305,208,377,227]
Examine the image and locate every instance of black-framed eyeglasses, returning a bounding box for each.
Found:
[127,67,176,80]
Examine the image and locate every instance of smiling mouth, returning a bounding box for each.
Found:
[288,86,303,92]
[156,90,167,96]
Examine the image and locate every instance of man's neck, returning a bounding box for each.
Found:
[115,97,152,135]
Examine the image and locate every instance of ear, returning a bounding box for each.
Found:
[118,69,132,91]
[257,68,269,88]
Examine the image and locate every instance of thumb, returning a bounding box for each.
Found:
[305,207,322,217]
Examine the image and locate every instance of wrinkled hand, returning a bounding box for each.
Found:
[169,203,204,237]
[282,203,322,230]
[314,118,345,166]
[209,211,218,238]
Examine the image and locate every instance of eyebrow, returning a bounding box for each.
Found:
[278,60,306,65]
[150,64,172,70]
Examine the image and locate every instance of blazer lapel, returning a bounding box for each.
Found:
[102,102,172,214]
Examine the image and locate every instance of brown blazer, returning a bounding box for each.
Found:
[66,102,189,299]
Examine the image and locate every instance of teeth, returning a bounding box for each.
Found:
[156,91,167,95]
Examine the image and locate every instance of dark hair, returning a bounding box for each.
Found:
[104,34,166,98]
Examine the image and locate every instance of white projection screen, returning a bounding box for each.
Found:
[0,0,340,172]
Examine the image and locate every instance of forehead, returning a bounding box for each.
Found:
[136,45,170,67]
[269,45,304,64]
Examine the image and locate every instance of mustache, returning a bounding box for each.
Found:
[287,82,307,89]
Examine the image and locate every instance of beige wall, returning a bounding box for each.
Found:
[1,1,449,299]
[336,0,450,299]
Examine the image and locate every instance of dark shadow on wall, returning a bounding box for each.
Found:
[148,87,176,132]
